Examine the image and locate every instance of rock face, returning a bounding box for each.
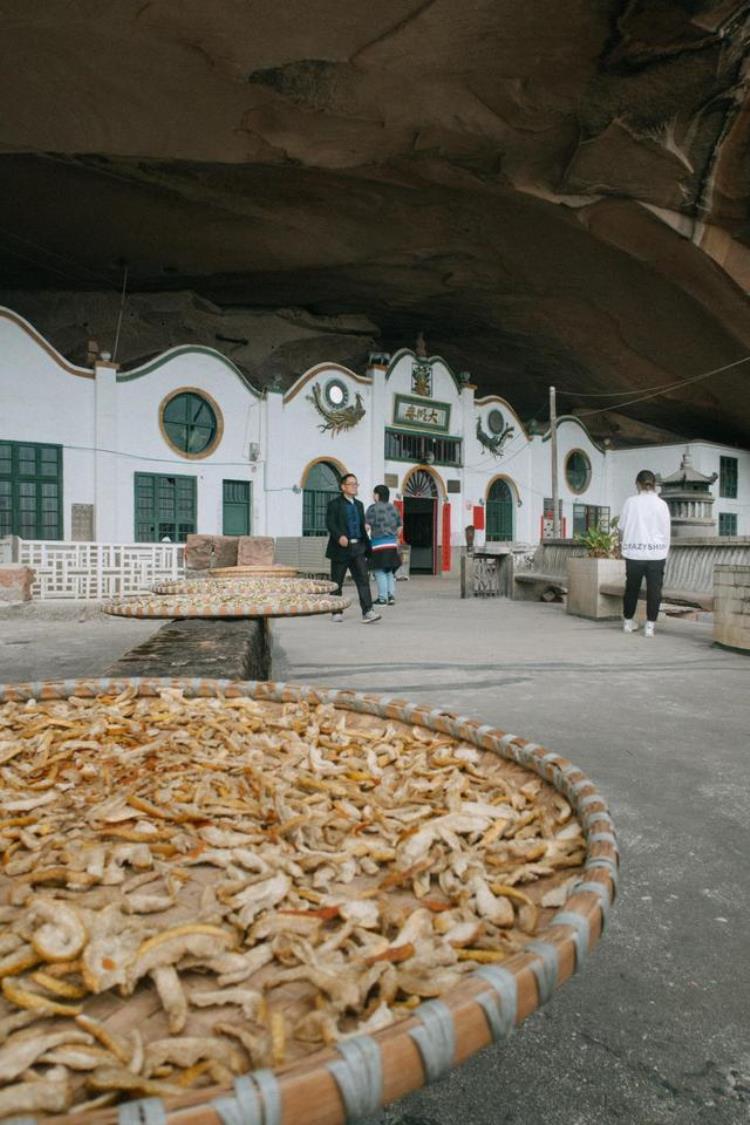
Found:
[1,1,750,444]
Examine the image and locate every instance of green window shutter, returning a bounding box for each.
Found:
[0,441,62,539]
[486,479,513,541]
[134,473,196,542]
[222,479,251,535]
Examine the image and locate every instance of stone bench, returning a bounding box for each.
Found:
[513,540,584,601]
[599,582,714,612]
[514,571,567,595]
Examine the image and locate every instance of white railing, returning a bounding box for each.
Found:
[15,540,185,600]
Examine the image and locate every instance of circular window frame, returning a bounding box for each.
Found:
[487,408,505,434]
[159,387,224,460]
[565,448,592,494]
[324,378,349,409]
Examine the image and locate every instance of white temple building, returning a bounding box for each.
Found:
[1,307,747,574]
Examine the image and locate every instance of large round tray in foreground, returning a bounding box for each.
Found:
[210,565,299,578]
[153,578,338,596]
[0,678,618,1125]
[102,593,350,619]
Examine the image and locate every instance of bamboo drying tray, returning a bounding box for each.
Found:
[102,594,350,619]
[0,678,618,1125]
[152,579,338,597]
[209,566,299,578]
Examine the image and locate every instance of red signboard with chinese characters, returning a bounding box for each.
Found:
[442,502,452,572]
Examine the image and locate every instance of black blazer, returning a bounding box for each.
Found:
[325,495,371,561]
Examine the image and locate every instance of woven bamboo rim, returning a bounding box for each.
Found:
[209,565,299,578]
[102,594,350,619]
[153,578,338,596]
[0,677,618,1125]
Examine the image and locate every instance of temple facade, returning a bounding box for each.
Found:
[1,307,748,573]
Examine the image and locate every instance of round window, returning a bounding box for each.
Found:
[487,409,505,434]
[161,390,221,457]
[325,379,349,408]
[565,449,592,493]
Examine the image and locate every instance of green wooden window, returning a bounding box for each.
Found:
[303,462,340,537]
[719,512,737,537]
[162,392,217,455]
[486,479,514,542]
[134,473,196,542]
[720,456,738,499]
[223,479,252,536]
[0,441,62,540]
[573,504,610,536]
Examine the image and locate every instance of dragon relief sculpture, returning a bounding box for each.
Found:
[476,416,515,457]
[307,383,366,435]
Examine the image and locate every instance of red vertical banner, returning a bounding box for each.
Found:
[472,504,485,531]
[441,502,452,573]
[393,499,404,543]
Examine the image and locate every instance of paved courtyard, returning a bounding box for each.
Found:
[0,580,748,1123]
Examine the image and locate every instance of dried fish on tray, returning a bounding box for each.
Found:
[0,679,618,1122]
[152,578,338,596]
[102,592,350,619]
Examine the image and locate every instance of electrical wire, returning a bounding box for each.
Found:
[553,353,750,416]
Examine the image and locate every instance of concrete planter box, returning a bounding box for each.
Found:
[566,557,625,620]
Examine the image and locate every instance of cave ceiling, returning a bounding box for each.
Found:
[2,0,750,445]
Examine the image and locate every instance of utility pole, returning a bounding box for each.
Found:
[550,385,560,538]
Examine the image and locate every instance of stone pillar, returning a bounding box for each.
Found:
[367,360,388,490]
[94,359,120,541]
[264,388,285,537]
[713,564,750,652]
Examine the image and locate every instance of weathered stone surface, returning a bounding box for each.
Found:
[237,537,275,567]
[2,2,750,444]
[105,618,271,680]
[0,566,34,604]
[184,534,238,571]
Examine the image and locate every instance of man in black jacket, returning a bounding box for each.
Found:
[325,473,381,623]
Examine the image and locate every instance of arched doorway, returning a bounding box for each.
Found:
[404,469,439,573]
[302,461,341,536]
[486,477,514,541]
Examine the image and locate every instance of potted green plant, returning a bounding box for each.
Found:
[566,518,625,619]
[573,518,620,559]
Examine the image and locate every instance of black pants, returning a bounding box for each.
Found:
[623,558,666,623]
[331,546,373,615]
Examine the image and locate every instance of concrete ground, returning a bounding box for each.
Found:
[0,600,160,682]
[272,578,750,1125]
[0,583,747,1123]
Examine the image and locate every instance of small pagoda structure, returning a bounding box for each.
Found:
[658,449,718,538]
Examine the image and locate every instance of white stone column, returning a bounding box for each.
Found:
[94,359,119,541]
[368,361,387,489]
[263,389,286,537]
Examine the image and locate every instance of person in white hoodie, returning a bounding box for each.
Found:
[619,469,671,637]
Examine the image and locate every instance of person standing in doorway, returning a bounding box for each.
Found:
[366,484,402,607]
[326,474,381,624]
[619,469,671,637]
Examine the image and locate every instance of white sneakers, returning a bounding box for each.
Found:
[623,618,656,636]
[331,613,343,623]
[362,609,382,624]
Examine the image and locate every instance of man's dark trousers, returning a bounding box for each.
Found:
[624,558,666,622]
[331,541,373,614]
